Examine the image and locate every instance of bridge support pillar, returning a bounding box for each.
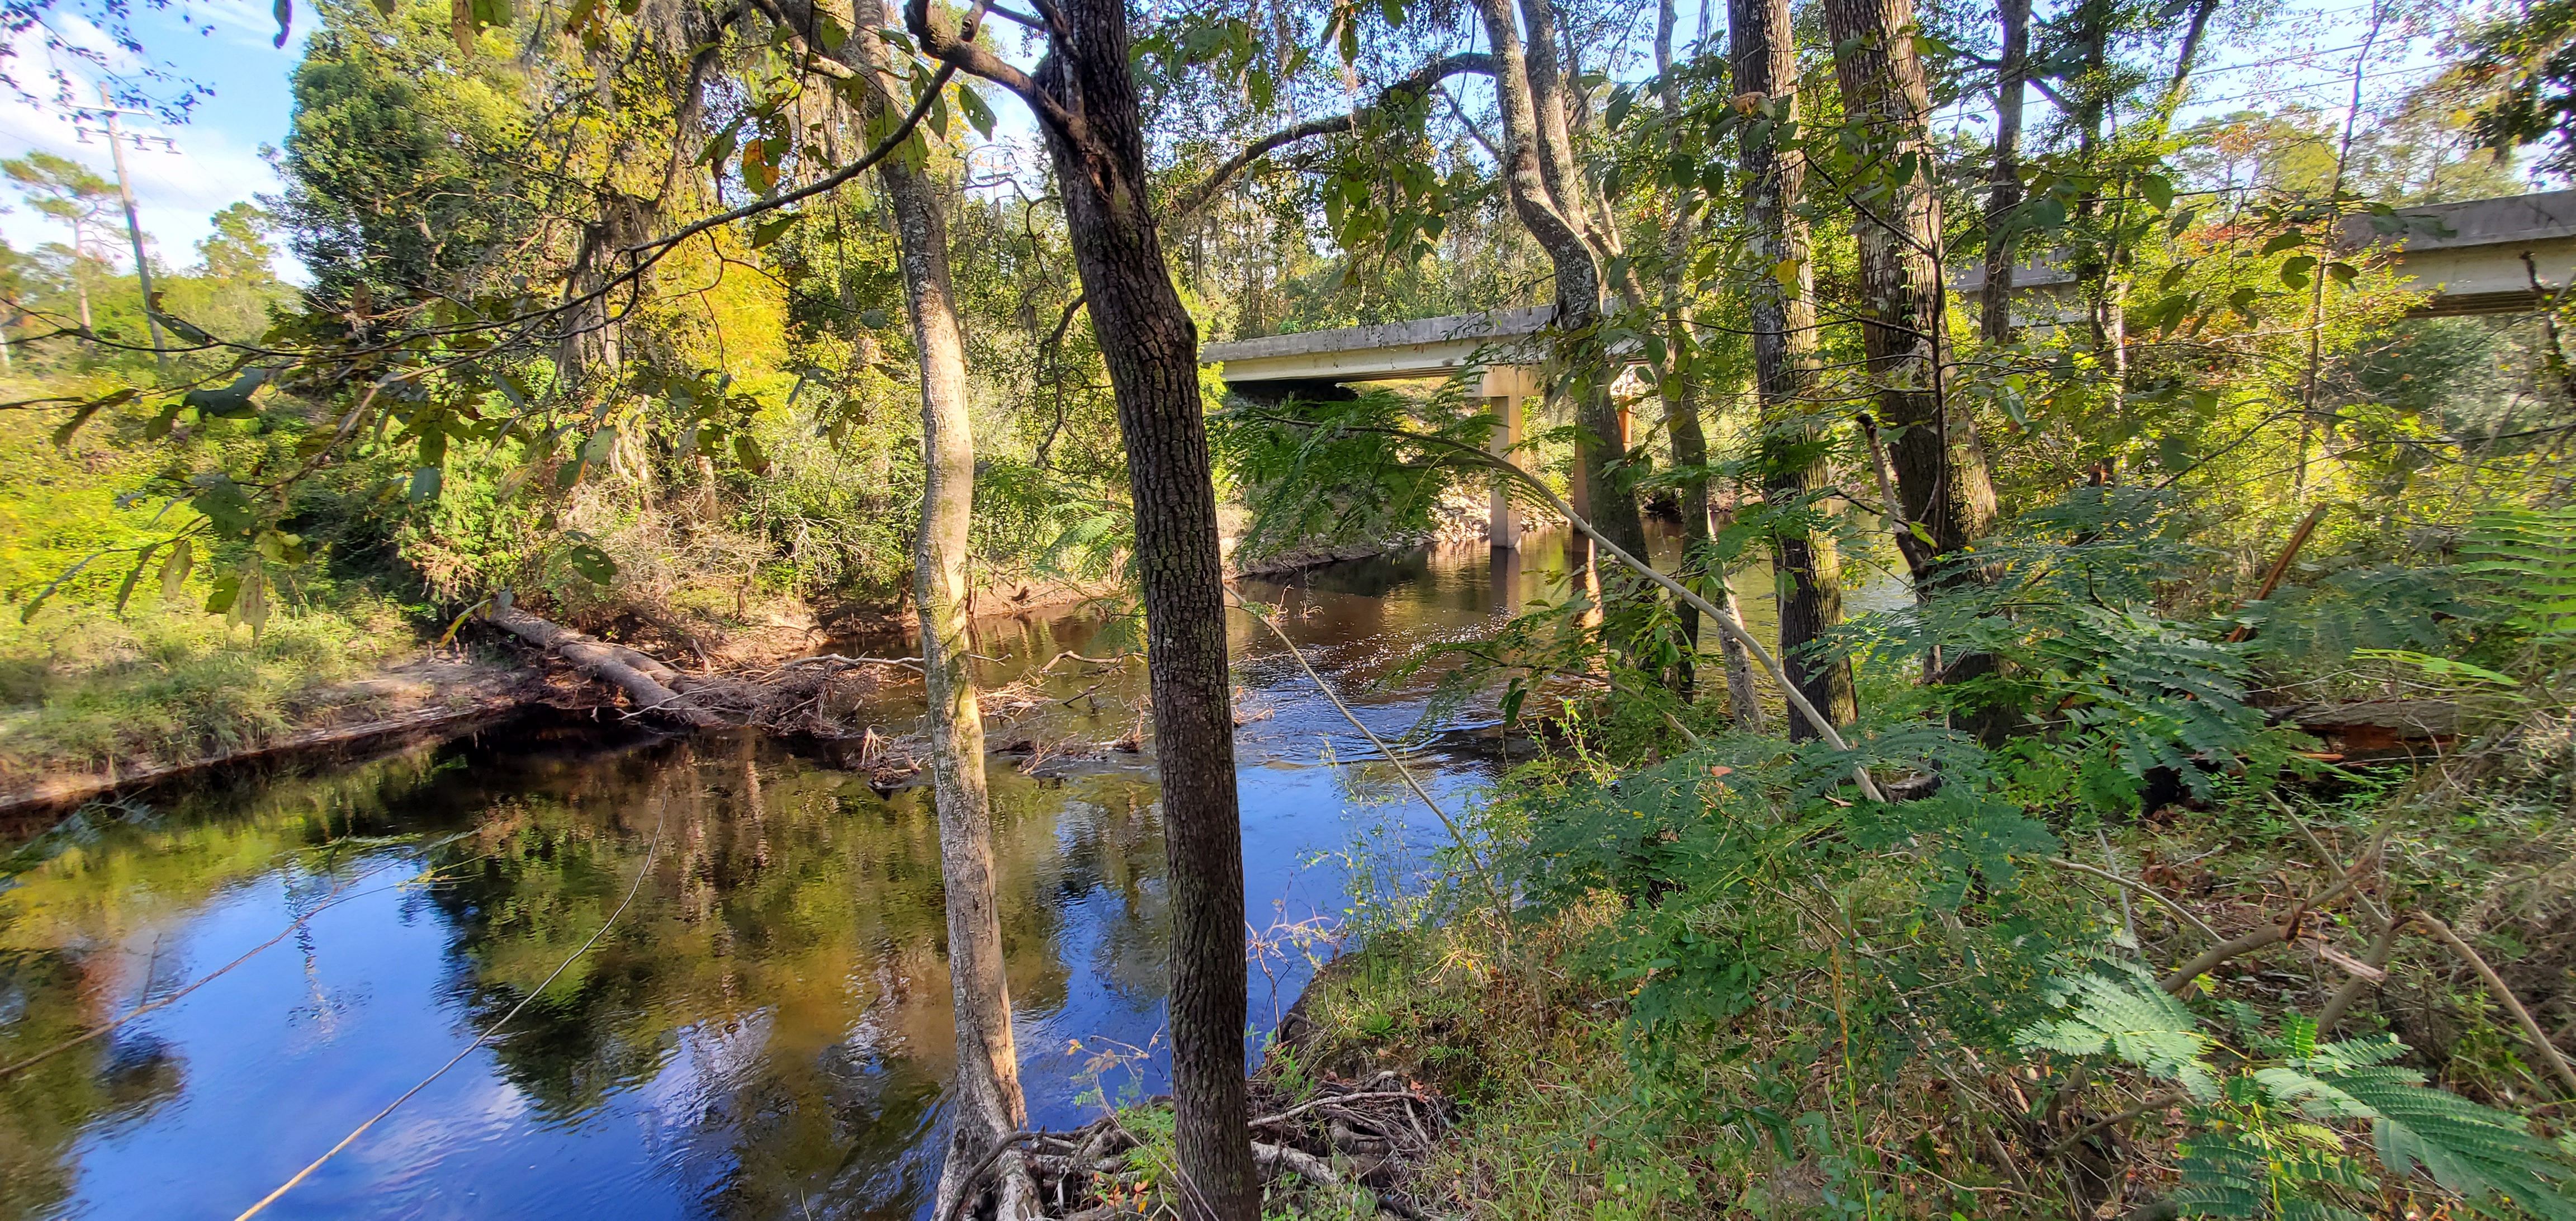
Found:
[1481,365,1536,550]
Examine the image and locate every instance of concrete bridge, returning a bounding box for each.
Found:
[1201,307,1554,548]
[1950,189,2576,317]
[1199,191,2576,547]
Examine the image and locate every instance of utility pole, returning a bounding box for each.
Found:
[79,85,169,375]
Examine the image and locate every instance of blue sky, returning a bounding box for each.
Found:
[2,0,309,277]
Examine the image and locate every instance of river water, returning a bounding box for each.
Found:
[0,532,1886,1221]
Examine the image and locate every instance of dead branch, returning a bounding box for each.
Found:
[2414,914,2576,1098]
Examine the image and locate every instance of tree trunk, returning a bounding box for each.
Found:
[1981,0,2030,347]
[1732,0,1853,736]
[969,6,1257,1216]
[905,7,1258,1210]
[830,3,1039,1213]
[893,148,1039,1220]
[1472,0,1647,567]
[1822,0,2001,586]
[487,604,724,727]
[1656,0,1706,699]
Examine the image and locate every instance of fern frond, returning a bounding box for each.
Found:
[2015,969,2220,1100]
[2265,1041,2576,1221]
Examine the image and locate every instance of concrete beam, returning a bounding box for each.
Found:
[1203,306,1552,386]
[1947,191,2576,319]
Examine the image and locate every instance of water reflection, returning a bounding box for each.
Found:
[0,532,1909,1221]
[0,539,1563,1221]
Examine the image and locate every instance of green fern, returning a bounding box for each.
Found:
[2460,507,2576,643]
[2016,966,2222,1101]
[2018,974,2576,1221]
[2262,1035,2576,1221]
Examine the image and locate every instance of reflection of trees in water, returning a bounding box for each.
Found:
[1031,778,1171,1004]
[0,744,489,1221]
[0,718,1194,1220]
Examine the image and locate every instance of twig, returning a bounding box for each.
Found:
[2043,1091,2189,1158]
[2225,504,2327,643]
[2414,914,2576,1099]
[2045,857,2222,943]
[781,652,926,673]
[2315,916,2403,1031]
[937,1130,1046,1221]
[2160,830,2379,994]
[1252,1090,1435,1128]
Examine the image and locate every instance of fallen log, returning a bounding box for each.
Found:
[487,605,726,728]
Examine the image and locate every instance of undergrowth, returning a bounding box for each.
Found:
[1253,486,2576,1220]
[0,600,416,775]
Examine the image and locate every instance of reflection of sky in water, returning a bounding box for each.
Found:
[1,531,1892,1221]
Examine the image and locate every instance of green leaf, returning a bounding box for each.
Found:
[2274,1038,2576,1220]
[751,212,800,248]
[703,119,742,168]
[191,475,260,538]
[409,466,443,503]
[110,542,158,617]
[182,368,273,419]
[2139,174,2174,211]
[53,388,135,446]
[564,543,618,584]
[2261,230,2309,257]
[203,571,240,616]
[956,83,996,138]
[52,403,104,448]
[160,537,193,604]
[1606,84,1635,131]
[2015,969,2220,1100]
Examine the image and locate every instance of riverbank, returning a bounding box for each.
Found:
[0,513,1489,817]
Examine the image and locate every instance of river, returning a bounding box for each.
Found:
[0,530,1898,1221]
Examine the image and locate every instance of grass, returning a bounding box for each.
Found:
[1272,731,2576,1221]
[0,600,419,777]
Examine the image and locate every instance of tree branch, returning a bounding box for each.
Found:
[2416,914,2576,1099]
[1162,53,1494,221]
[906,0,1080,140]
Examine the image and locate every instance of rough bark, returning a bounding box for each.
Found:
[1981,0,2030,347]
[1822,0,2000,581]
[1733,0,1854,736]
[755,1,1038,1210]
[897,146,1039,1219]
[908,0,1257,1213]
[487,605,723,727]
[1656,0,1706,698]
[1471,0,1647,566]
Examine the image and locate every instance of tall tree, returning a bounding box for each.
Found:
[907,2,1257,1215]
[1822,0,2000,578]
[832,3,1040,1217]
[747,0,1041,1211]
[3,152,112,333]
[1656,0,1759,722]
[1981,0,2031,347]
[1471,0,1648,566]
[1732,0,1854,735]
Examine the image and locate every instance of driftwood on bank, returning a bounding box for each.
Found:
[487,605,727,728]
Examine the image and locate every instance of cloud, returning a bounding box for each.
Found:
[0,31,300,280]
